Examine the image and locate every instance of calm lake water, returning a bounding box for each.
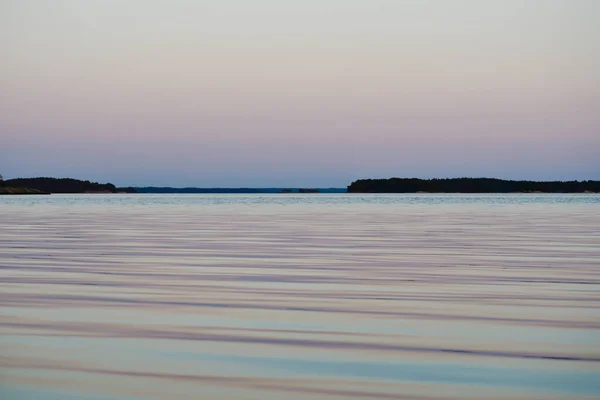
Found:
[1,194,599,400]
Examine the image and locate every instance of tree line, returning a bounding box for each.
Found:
[347,178,600,193]
[4,177,136,193]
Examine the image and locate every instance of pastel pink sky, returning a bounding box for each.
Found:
[1,0,599,186]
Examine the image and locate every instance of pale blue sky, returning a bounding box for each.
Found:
[1,0,599,186]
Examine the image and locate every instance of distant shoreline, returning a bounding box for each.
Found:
[2,176,599,195]
[0,187,50,195]
[2,178,135,194]
[347,178,600,193]
[133,187,346,194]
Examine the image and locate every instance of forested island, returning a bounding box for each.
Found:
[2,177,136,194]
[1,177,342,194]
[0,175,47,194]
[0,186,49,195]
[347,178,600,193]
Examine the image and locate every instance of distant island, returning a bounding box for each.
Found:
[347,178,600,193]
[281,188,320,193]
[135,187,340,193]
[0,174,46,194]
[0,177,345,194]
[2,177,136,194]
[0,186,49,195]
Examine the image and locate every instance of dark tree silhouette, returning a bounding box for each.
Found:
[5,177,119,193]
[347,178,600,193]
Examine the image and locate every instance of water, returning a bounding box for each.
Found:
[1,194,599,400]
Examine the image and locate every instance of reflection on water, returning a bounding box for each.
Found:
[1,194,599,400]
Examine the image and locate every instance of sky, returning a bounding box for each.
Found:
[1,0,599,187]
